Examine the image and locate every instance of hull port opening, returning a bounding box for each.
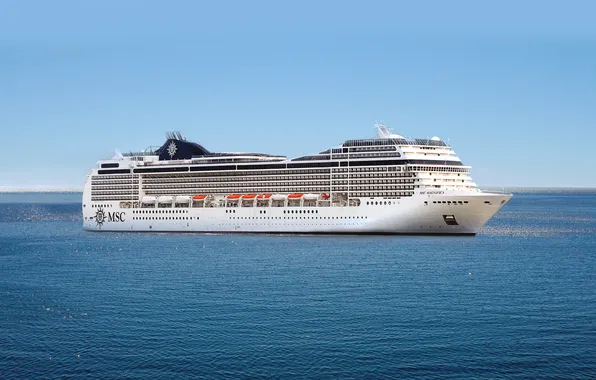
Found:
[443,215,458,226]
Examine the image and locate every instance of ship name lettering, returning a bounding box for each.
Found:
[107,212,126,222]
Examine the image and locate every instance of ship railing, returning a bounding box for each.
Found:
[122,151,156,157]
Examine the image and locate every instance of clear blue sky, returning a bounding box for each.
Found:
[2,0,595,190]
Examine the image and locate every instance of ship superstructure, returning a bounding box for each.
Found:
[83,124,510,234]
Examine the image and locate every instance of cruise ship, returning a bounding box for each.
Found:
[82,124,511,235]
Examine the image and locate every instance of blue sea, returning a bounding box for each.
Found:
[1,191,595,379]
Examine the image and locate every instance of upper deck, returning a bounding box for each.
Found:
[109,124,460,169]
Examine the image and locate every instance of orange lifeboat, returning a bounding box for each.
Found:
[241,194,257,199]
[193,194,207,200]
[287,193,304,199]
[321,193,330,200]
[257,194,272,200]
[227,194,242,200]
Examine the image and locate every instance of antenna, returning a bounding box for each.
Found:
[166,131,186,141]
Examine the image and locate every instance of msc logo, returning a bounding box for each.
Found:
[95,207,126,227]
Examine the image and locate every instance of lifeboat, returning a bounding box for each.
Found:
[192,194,207,200]
[321,193,330,200]
[241,194,257,199]
[287,193,303,200]
[302,193,319,200]
[142,196,157,204]
[158,196,174,203]
[227,194,242,200]
[175,196,191,204]
[257,194,272,200]
[271,194,287,201]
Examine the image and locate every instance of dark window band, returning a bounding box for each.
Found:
[97,169,131,175]
[346,159,463,167]
[287,162,338,169]
[127,159,462,175]
[134,166,189,174]
[190,165,237,172]
[406,160,463,166]
[236,164,286,170]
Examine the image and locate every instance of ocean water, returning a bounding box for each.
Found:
[1,192,595,379]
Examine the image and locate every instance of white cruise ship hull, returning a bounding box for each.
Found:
[82,192,511,235]
[83,124,511,235]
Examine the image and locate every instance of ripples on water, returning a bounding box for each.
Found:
[1,192,595,379]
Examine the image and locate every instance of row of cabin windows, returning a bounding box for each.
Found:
[143,181,331,189]
[139,180,409,187]
[143,169,331,178]
[227,209,319,214]
[137,166,469,181]
[140,190,414,197]
[285,209,318,214]
[225,209,320,214]
[366,200,395,206]
[408,166,466,172]
[133,216,193,220]
[144,187,415,192]
[349,146,396,152]
[229,216,369,220]
[333,152,399,159]
[140,189,416,197]
[91,175,135,180]
[91,186,136,190]
[143,188,331,194]
[91,197,138,201]
[139,172,413,184]
[140,182,415,190]
[430,179,466,183]
[91,190,136,194]
[132,209,189,214]
[352,193,411,197]
[432,200,469,204]
[91,183,137,188]
[90,190,137,195]
[91,182,137,186]
[138,166,396,180]
[94,164,468,182]
[141,180,416,188]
